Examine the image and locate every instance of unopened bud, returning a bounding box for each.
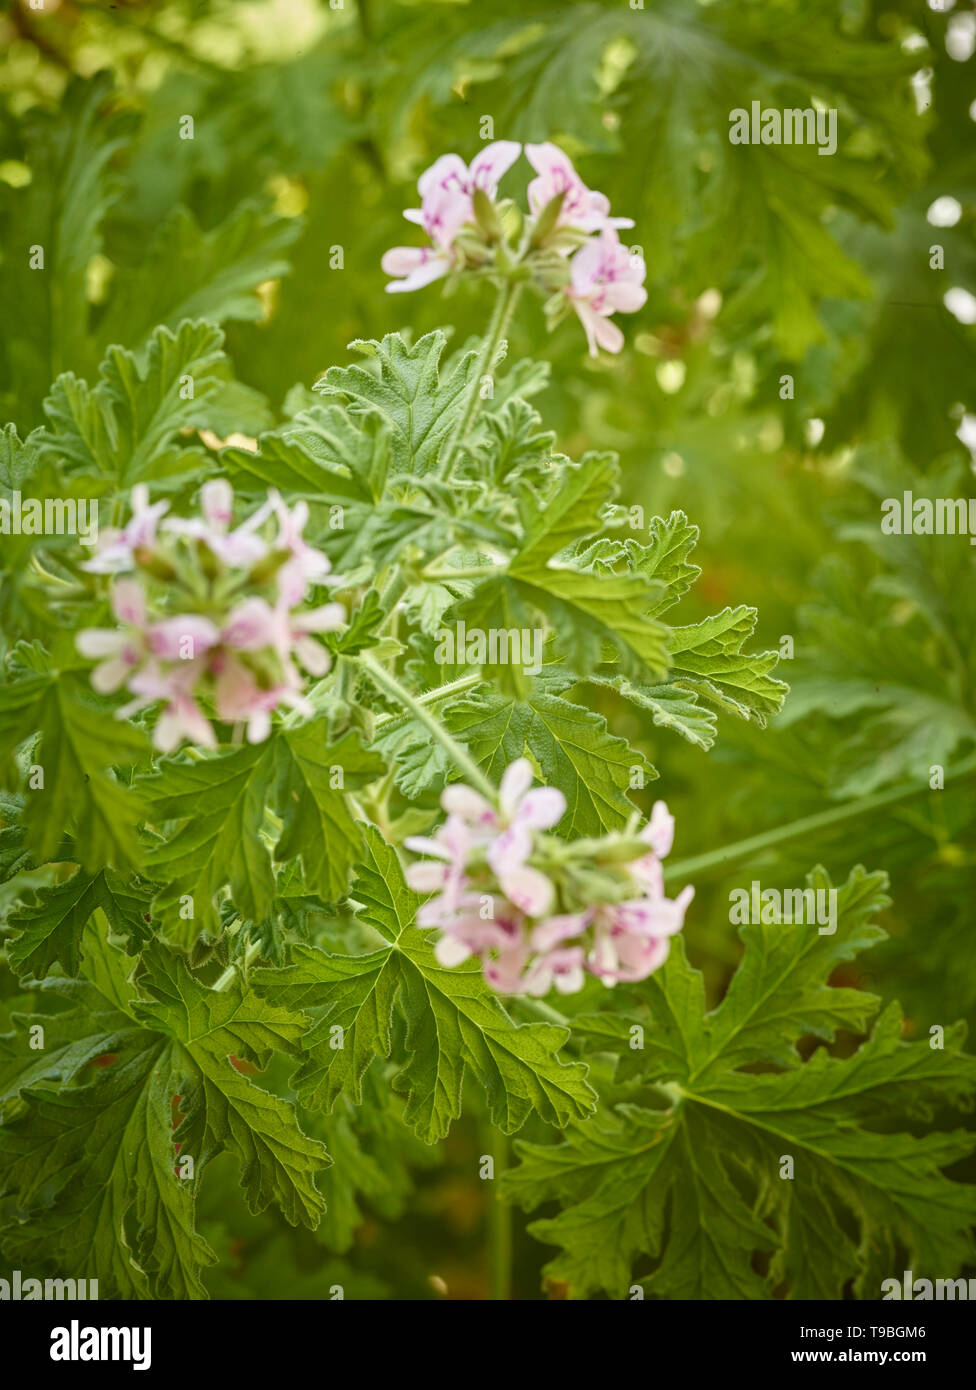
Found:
[249,548,291,585]
[472,187,504,243]
[595,837,651,864]
[530,190,566,248]
[134,546,178,581]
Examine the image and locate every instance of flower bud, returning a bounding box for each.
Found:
[530,190,566,248]
[472,187,505,243]
[248,547,291,586]
[133,546,178,581]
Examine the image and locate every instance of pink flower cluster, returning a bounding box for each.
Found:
[76,481,344,752]
[405,759,693,997]
[382,142,522,293]
[382,142,647,357]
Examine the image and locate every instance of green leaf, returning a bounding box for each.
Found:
[369,706,454,801]
[0,74,127,426]
[586,672,718,751]
[0,934,210,1298]
[0,660,148,872]
[272,725,385,901]
[668,605,788,725]
[132,944,328,1228]
[504,867,976,1299]
[777,459,976,796]
[446,681,652,835]
[97,203,301,352]
[6,868,151,979]
[222,405,447,570]
[326,588,385,656]
[142,742,278,944]
[306,1071,436,1253]
[0,927,326,1297]
[36,319,226,490]
[315,330,476,477]
[636,510,702,616]
[455,455,672,679]
[255,827,596,1143]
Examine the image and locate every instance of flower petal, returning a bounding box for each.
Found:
[516,786,566,830]
[498,864,554,917]
[498,757,534,817]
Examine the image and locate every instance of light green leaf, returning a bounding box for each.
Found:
[6,868,151,979]
[668,605,787,725]
[447,683,652,835]
[316,330,476,477]
[97,203,301,351]
[37,319,226,489]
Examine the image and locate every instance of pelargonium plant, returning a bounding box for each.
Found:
[4,129,972,1310]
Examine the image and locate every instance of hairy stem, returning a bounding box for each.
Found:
[358,653,495,799]
[372,672,484,727]
[213,937,263,993]
[518,995,571,1027]
[422,563,508,582]
[439,280,522,479]
[663,753,976,885]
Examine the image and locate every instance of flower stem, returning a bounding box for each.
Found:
[518,995,571,1027]
[213,937,262,993]
[371,672,484,727]
[662,753,976,885]
[421,563,508,582]
[439,279,523,479]
[357,652,496,799]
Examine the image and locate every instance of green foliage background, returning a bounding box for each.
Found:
[0,0,974,1299]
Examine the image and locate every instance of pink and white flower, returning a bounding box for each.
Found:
[586,882,694,985]
[522,945,587,996]
[431,758,565,916]
[381,245,455,295]
[271,493,339,605]
[211,651,311,744]
[585,802,694,985]
[117,660,216,753]
[83,485,170,574]
[382,141,521,292]
[76,483,346,753]
[525,142,634,234]
[566,228,647,356]
[405,816,475,926]
[411,142,522,247]
[406,764,692,999]
[162,479,272,569]
[486,759,565,915]
[76,578,151,692]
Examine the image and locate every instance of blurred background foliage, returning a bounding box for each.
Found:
[0,0,974,1298]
